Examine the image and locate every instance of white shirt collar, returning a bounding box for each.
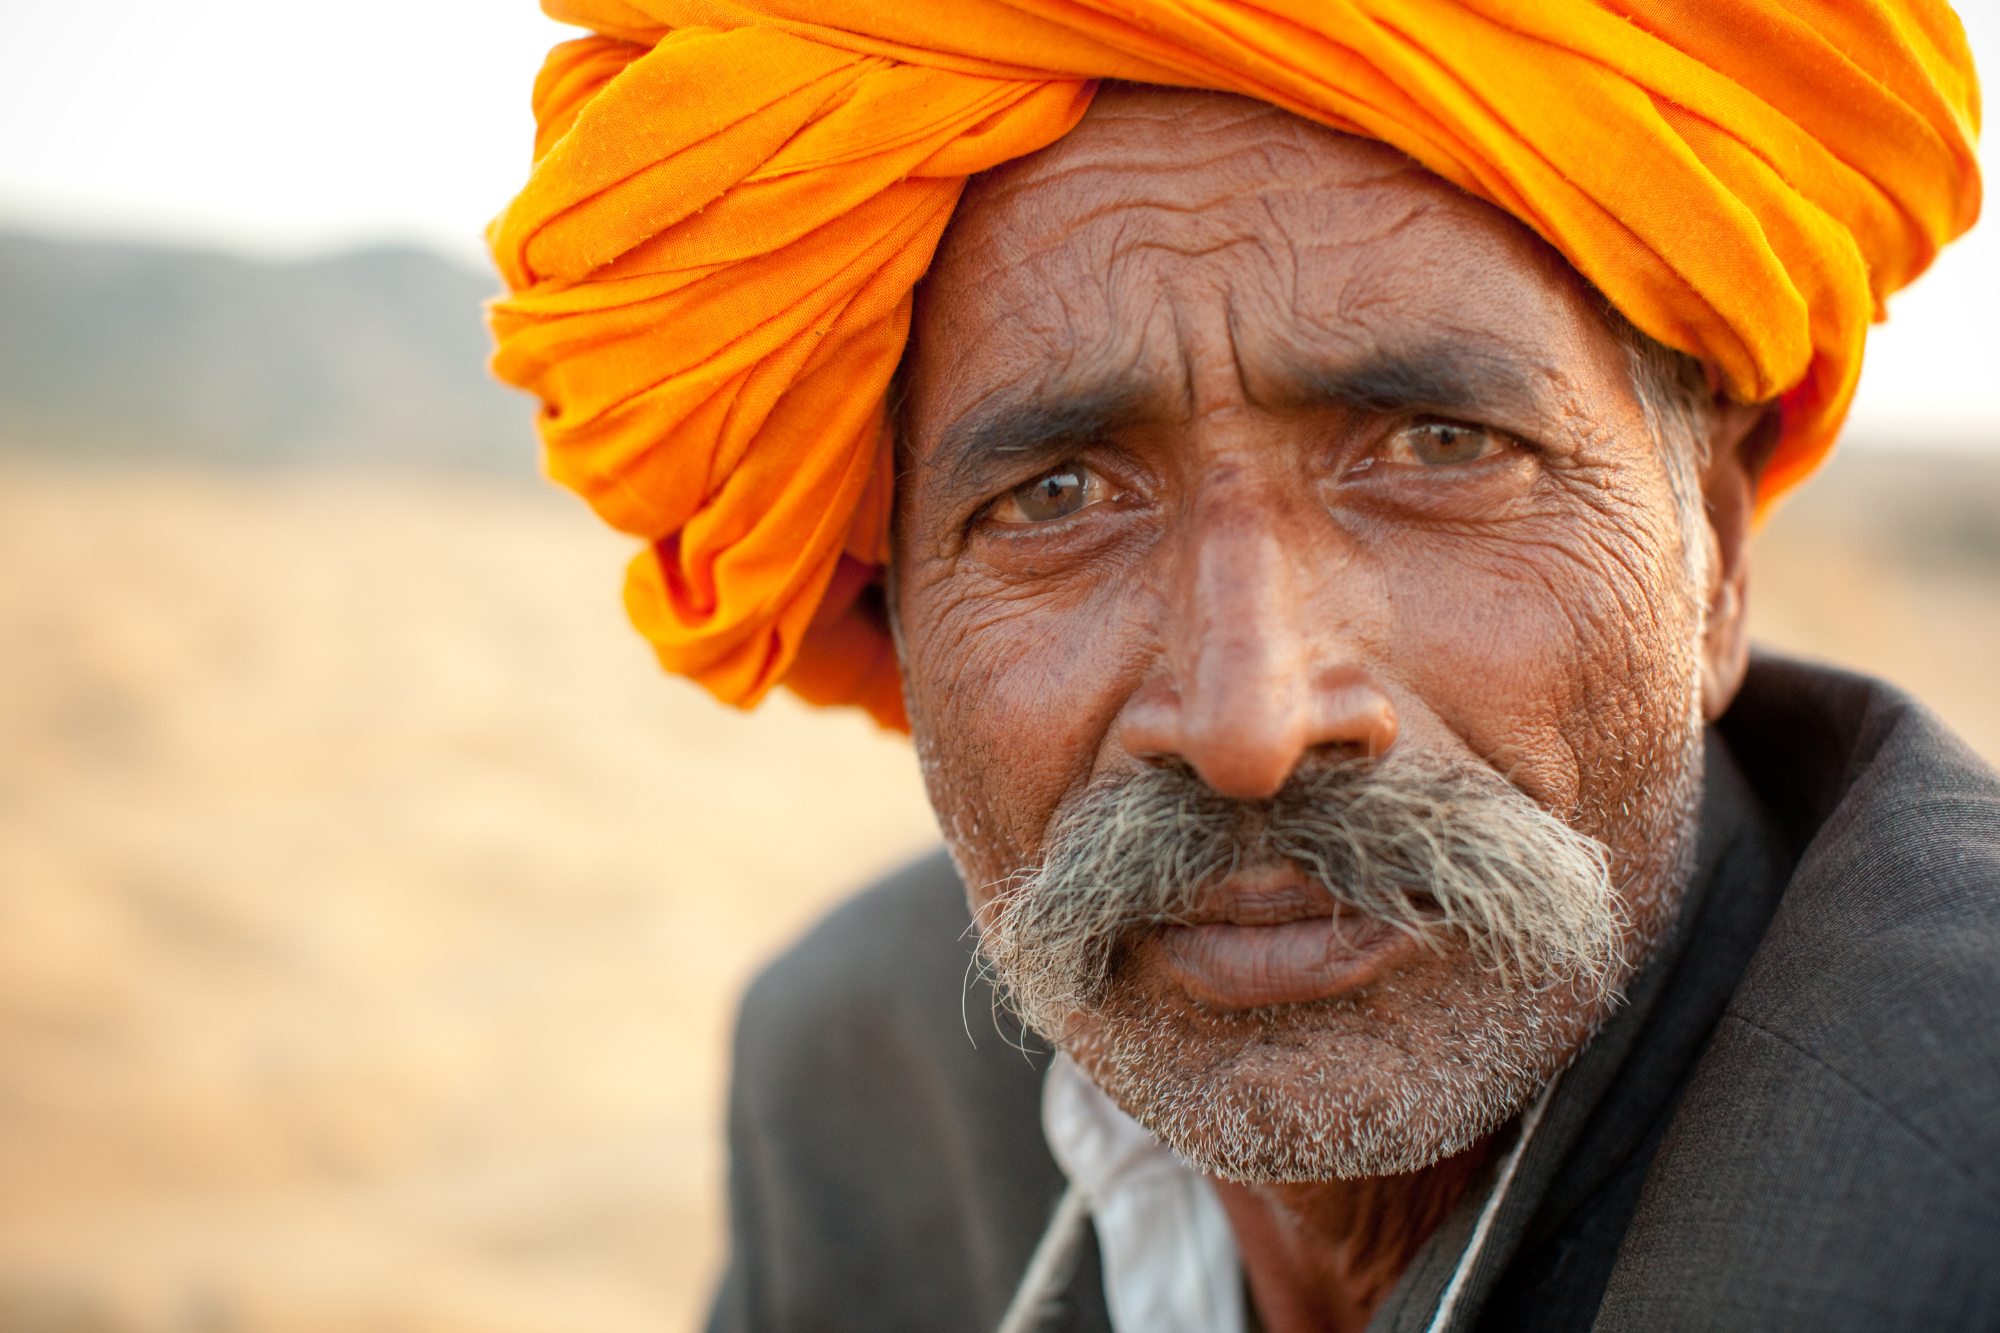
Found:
[1040,1052,1246,1333]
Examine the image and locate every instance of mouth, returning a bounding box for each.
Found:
[1135,861,1426,1009]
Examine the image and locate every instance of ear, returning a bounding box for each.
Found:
[1698,401,1782,722]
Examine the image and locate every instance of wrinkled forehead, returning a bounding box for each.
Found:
[906,84,1614,435]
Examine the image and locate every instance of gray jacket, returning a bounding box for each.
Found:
[707,657,2000,1331]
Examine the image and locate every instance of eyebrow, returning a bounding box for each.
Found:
[1285,341,1538,418]
[928,339,1542,499]
[935,385,1151,498]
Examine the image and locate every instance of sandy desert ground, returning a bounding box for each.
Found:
[0,451,1994,1332]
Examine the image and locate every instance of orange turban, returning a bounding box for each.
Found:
[488,0,1981,733]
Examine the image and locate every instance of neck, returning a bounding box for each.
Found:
[1210,1138,1496,1333]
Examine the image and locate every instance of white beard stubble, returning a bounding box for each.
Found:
[979,710,1707,1184]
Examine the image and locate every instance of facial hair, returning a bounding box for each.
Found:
[978,751,1697,1182]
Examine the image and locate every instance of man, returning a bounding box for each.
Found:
[489,3,1993,1329]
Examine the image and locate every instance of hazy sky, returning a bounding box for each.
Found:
[1,0,1992,447]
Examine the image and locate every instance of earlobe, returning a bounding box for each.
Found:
[1698,402,1781,721]
[1700,572,1748,722]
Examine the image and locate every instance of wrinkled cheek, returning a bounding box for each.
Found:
[900,578,1135,887]
[1387,525,1699,889]
[1386,523,1697,838]
[1542,547,1705,811]
[1387,561,1601,815]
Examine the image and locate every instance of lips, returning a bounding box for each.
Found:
[1134,863,1422,1008]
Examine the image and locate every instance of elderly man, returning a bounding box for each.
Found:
[490,3,1993,1329]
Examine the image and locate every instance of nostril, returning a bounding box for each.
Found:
[1312,678,1398,759]
[1306,739,1376,765]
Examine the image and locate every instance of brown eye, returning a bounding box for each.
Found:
[993,464,1104,523]
[1388,421,1507,467]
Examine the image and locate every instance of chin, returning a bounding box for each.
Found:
[1067,946,1613,1183]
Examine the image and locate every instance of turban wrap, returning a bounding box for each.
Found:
[488,0,1981,733]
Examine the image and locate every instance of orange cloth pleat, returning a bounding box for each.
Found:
[488,0,1981,733]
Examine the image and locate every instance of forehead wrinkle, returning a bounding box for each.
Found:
[992,93,1400,224]
[1089,219,1315,421]
[987,129,1398,267]
[994,196,1326,303]
[992,125,1301,202]
[985,158,1433,379]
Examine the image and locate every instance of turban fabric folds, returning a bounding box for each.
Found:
[488,0,1981,733]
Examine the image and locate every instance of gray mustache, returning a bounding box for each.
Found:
[979,755,1621,1036]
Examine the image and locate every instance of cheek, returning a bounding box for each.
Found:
[900,562,1149,883]
[1381,507,1694,825]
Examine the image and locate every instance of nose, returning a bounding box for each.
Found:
[1114,501,1397,800]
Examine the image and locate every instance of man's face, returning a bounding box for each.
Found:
[892,87,1734,1181]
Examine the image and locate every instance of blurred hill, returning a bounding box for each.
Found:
[0,232,537,472]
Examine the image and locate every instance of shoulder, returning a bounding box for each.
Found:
[737,847,978,1061]
[1601,658,2000,1330]
[730,846,1050,1183]
[713,850,1068,1333]
[1709,658,2000,1198]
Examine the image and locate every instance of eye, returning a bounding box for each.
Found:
[1384,420,1509,467]
[989,463,1107,524]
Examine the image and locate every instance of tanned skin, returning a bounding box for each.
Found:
[891,86,1769,1332]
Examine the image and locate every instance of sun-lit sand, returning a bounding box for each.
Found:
[0,461,939,1332]
[0,453,1993,1331]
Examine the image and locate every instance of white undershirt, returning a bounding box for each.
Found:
[1040,1053,1246,1333]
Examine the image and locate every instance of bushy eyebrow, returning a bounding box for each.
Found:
[934,385,1150,499]
[1284,341,1538,418]
[926,339,1541,500]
